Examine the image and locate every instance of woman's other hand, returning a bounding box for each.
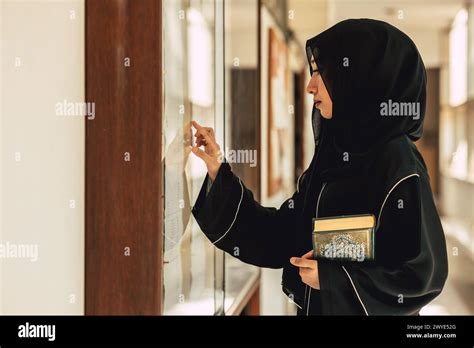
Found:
[165,121,192,170]
[290,250,320,290]
[191,120,222,181]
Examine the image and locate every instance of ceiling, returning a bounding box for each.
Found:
[288,0,466,46]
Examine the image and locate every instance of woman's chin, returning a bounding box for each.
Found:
[320,110,333,119]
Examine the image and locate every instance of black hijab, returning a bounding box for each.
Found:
[300,18,428,212]
[306,18,426,155]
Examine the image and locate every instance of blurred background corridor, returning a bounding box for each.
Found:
[0,0,473,315]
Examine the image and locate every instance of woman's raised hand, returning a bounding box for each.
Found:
[191,120,223,181]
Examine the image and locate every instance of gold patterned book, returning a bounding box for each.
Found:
[312,214,376,262]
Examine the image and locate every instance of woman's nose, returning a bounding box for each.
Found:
[306,81,317,95]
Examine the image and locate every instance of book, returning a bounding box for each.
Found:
[312,214,376,262]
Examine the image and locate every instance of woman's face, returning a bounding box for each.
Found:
[306,57,333,119]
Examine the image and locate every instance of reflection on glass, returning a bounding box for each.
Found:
[223,0,260,313]
[163,0,223,315]
[163,0,260,315]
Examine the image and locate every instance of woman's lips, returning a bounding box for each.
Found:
[314,101,321,107]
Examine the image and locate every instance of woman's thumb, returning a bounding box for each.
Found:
[290,257,301,266]
[191,146,209,162]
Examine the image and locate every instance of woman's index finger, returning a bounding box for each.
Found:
[191,120,203,131]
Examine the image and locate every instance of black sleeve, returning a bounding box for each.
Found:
[318,175,449,315]
[192,162,308,269]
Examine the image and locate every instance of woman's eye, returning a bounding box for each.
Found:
[313,69,320,75]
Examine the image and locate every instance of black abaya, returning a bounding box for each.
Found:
[191,19,448,315]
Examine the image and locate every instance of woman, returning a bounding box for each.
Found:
[190,19,448,315]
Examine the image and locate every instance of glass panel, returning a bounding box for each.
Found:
[163,0,260,315]
[162,0,224,315]
[213,0,226,315]
[223,0,260,314]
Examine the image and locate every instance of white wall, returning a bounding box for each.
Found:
[0,0,85,314]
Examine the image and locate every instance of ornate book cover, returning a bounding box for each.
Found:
[312,214,376,262]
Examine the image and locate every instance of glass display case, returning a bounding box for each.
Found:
[162,0,260,315]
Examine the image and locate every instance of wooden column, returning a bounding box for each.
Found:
[85,0,163,315]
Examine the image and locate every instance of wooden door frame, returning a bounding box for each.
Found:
[85,0,163,315]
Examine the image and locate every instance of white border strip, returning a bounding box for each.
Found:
[289,295,303,310]
[292,300,303,309]
[303,285,308,309]
[306,182,327,315]
[342,265,369,316]
[376,173,420,229]
[306,289,312,315]
[213,178,244,244]
[296,172,305,193]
